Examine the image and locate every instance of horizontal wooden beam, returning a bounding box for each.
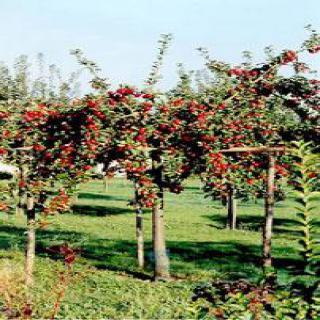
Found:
[220,146,286,154]
[6,146,34,152]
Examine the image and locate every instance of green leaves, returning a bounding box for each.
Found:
[290,141,319,276]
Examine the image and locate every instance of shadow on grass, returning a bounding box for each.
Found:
[64,239,304,279]
[0,224,82,250]
[236,200,287,208]
[168,240,303,275]
[203,214,313,238]
[0,224,152,280]
[71,204,132,216]
[183,186,204,195]
[0,223,304,280]
[78,192,129,202]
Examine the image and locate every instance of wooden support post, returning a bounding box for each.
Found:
[262,153,275,268]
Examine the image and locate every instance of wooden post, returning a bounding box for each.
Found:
[152,158,170,281]
[134,182,144,269]
[227,185,237,230]
[25,193,36,287]
[262,153,275,268]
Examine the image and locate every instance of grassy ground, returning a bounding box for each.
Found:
[0,178,318,318]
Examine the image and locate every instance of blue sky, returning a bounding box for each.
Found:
[0,0,319,90]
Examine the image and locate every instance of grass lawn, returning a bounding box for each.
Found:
[0,178,318,318]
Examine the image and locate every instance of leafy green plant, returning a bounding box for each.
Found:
[288,141,320,319]
[193,279,318,319]
[290,141,319,275]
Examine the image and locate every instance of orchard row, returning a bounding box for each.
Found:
[0,33,319,283]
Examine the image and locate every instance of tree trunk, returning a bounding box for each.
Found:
[262,153,275,268]
[25,194,36,287]
[16,165,26,216]
[152,195,170,281]
[152,158,170,281]
[221,195,227,207]
[103,175,108,192]
[16,191,25,216]
[134,182,144,269]
[227,186,237,230]
[70,192,78,207]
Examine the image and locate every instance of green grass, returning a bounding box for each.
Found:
[0,178,318,318]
